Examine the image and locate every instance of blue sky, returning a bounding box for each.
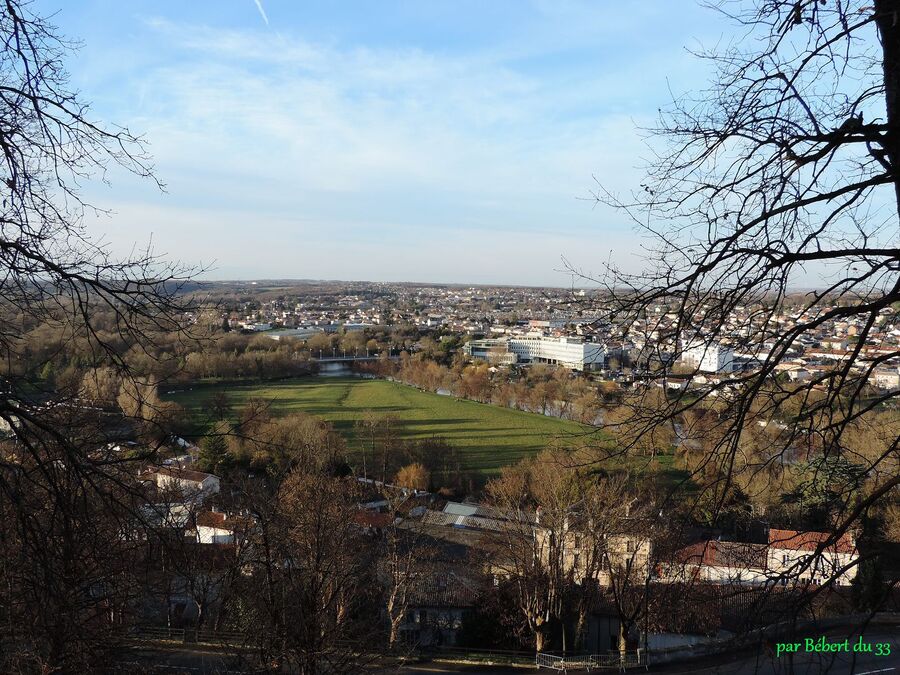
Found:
[40,0,726,285]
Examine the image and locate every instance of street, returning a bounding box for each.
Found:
[116,626,898,674]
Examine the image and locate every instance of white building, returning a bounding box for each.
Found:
[240,321,271,332]
[464,335,606,371]
[665,529,858,588]
[195,510,253,544]
[870,366,900,391]
[151,467,220,501]
[766,529,857,587]
[680,339,734,373]
[666,540,770,586]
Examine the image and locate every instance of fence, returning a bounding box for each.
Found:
[536,650,647,672]
[129,626,253,647]
[111,663,256,675]
[427,645,534,665]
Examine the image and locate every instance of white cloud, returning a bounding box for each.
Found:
[87,15,689,282]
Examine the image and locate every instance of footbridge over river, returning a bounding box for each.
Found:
[313,351,400,374]
[312,349,401,363]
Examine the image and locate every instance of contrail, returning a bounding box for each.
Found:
[253,0,269,25]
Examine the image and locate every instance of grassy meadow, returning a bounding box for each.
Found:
[163,376,598,476]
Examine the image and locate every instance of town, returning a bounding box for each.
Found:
[207,280,900,390]
[0,0,898,673]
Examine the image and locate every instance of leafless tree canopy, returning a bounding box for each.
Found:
[0,0,197,392]
[0,2,202,670]
[585,0,900,599]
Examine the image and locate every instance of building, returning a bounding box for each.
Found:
[766,529,857,587]
[527,319,569,331]
[240,322,271,332]
[397,569,481,647]
[195,510,253,544]
[150,467,220,501]
[870,366,900,391]
[667,540,769,585]
[680,339,735,373]
[535,525,653,586]
[663,529,858,588]
[464,335,606,371]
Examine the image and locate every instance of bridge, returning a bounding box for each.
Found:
[312,351,401,363]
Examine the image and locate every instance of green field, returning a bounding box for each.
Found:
[164,376,598,476]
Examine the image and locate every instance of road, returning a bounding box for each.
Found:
[389,628,899,675]
[116,626,898,674]
[387,664,529,674]
[648,628,898,675]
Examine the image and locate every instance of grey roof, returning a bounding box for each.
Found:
[407,569,482,608]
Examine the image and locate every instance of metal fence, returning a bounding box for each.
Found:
[536,649,647,672]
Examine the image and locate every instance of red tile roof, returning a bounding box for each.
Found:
[195,510,253,531]
[676,540,767,569]
[768,529,855,554]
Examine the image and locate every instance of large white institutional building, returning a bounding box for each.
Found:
[680,339,735,373]
[464,335,606,371]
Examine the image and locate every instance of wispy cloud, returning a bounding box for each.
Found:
[87,7,715,283]
[252,0,269,26]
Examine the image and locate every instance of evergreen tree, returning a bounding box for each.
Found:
[198,425,230,474]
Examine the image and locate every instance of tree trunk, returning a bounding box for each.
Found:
[535,626,548,652]
[389,614,402,650]
[618,621,629,657]
[574,610,588,651]
[874,0,900,214]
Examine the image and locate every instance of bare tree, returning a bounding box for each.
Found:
[485,449,583,652]
[0,415,148,672]
[583,0,900,611]
[234,470,381,674]
[0,2,199,669]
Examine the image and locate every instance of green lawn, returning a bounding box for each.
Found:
[164,377,598,476]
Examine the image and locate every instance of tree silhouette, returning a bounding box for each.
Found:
[584,0,900,632]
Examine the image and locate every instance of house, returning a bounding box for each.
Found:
[397,568,482,647]
[195,510,253,544]
[151,467,220,501]
[140,502,193,533]
[663,529,859,588]
[534,520,652,587]
[666,540,769,586]
[870,367,900,391]
[766,529,857,586]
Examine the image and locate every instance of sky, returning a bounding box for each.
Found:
[37,0,728,286]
